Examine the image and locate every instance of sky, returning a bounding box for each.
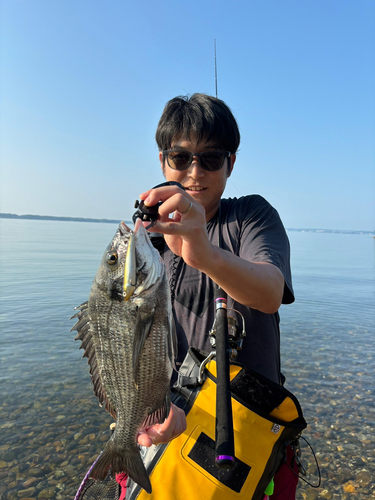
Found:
[1,0,374,231]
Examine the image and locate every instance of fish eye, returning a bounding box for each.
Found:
[106,252,118,265]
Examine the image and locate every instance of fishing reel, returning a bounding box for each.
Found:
[132,181,185,253]
[132,181,185,228]
[209,308,246,360]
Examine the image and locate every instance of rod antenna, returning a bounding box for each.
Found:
[214,39,218,98]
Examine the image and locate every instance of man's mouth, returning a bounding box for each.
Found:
[185,186,206,192]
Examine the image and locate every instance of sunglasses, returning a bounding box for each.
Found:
[162,149,231,172]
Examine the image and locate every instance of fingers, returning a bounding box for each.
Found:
[139,187,200,236]
[140,185,182,206]
[138,184,210,267]
[178,201,193,215]
[137,430,153,447]
[137,403,187,447]
[140,186,194,219]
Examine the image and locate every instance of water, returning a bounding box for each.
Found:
[0,219,374,499]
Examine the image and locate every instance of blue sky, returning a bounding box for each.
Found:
[1,0,374,231]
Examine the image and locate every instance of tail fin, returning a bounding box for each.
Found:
[90,441,151,494]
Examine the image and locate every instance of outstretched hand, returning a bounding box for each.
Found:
[137,403,187,447]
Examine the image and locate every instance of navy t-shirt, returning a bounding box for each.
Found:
[161,195,294,384]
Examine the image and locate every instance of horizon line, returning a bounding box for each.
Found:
[0,212,373,234]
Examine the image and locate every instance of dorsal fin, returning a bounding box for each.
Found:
[70,302,116,420]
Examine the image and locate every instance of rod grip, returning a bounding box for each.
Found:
[214,290,235,469]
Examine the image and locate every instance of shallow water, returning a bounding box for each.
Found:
[280,232,375,499]
[0,219,374,499]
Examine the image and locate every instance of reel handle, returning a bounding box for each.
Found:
[132,181,184,225]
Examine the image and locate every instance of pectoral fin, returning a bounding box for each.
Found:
[132,307,155,385]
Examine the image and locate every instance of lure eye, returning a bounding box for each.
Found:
[106,252,118,265]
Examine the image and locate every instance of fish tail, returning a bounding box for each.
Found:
[90,441,151,494]
[115,448,152,494]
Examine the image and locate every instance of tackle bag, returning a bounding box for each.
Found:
[126,348,307,500]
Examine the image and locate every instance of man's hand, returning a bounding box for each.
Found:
[137,403,187,447]
[139,184,211,270]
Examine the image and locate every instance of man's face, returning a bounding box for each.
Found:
[159,136,236,222]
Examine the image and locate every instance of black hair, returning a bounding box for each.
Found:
[155,93,240,154]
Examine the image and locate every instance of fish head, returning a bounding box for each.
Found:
[94,221,133,300]
[132,219,164,298]
[94,221,164,301]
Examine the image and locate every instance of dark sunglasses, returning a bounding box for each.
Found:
[162,149,231,172]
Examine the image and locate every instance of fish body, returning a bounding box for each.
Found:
[71,221,176,493]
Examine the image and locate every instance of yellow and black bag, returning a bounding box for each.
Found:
[126,348,307,500]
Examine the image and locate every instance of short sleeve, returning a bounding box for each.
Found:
[230,196,294,304]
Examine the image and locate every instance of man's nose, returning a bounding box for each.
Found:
[188,159,204,176]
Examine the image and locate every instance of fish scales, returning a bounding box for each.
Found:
[71,221,176,493]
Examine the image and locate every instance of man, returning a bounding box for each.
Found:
[136,93,297,499]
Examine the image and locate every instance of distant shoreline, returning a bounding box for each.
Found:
[0,212,130,225]
[0,213,373,236]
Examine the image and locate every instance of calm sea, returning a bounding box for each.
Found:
[0,219,374,499]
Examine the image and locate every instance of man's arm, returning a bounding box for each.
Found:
[198,248,284,314]
[140,186,285,314]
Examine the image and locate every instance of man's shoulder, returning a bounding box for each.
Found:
[222,194,274,217]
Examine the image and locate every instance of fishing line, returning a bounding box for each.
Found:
[287,436,322,488]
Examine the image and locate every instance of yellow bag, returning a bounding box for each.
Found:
[126,348,306,500]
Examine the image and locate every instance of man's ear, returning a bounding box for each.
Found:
[227,154,236,178]
[159,151,166,177]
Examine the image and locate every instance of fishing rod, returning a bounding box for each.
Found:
[214,39,218,98]
[213,286,235,468]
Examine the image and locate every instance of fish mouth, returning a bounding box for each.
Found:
[119,221,132,236]
[113,219,162,302]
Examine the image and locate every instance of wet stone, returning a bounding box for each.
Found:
[52,469,65,480]
[6,489,18,500]
[26,469,44,478]
[355,469,372,486]
[320,489,333,499]
[21,479,38,489]
[37,487,55,498]
[16,487,36,497]
[349,456,366,468]
[63,464,76,475]
[300,489,319,499]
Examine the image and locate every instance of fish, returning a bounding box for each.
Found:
[70,219,176,493]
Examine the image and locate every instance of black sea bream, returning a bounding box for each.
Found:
[71,220,176,493]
